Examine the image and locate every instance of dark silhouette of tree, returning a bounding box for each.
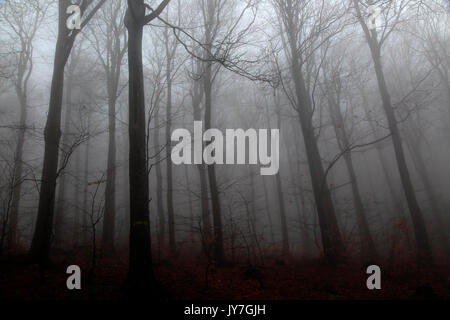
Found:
[29,0,106,265]
[321,50,378,263]
[0,0,49,250]
[272,0,345,264]
[352,0,432,266]
[124,0,171,297]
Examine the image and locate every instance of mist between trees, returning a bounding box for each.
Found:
[0,0,449,297]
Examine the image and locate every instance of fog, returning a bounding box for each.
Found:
[0,0,449,300]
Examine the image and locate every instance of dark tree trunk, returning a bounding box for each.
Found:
[124,0,170,296]
[165,56,176,257]
[102,91,117,254]
[204,61,225,265]
[275,108,290,257]
[293,126,310,257]
[283,121,310,257]
[101,0,127,255]
[327,92,378,262]
[8,91,27,249]
[81,112,92,247]
[184,164,195,245]
[54,66,74,248]
[261,175,275,244]
[29,0,104,265]
[72,145,81,248]
[282,17,344,263]
[191,87,212,243]
[356,13,432,265]
[404,128,450,259]
[81,115,91,247]
[154,102,166,254]
[291,72,344,264]
[29,22,69,264]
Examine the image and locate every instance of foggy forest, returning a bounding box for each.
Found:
[0,0,450,301]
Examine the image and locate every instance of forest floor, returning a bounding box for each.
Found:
[1,253,450,300]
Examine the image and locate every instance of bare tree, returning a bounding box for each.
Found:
[54,45,83,248]
[29,0,106,265]
[0,0,49,250]
[86,0,128,255]
[161,4,181,257]
[124,0,171,297]
[352,0,432,265]
[272,0,345,263]
[320,46,378,262]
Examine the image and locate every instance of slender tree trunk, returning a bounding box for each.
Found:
[362,25,432,265]
[360,88,404,216]
[261,175,275,244]
[404,130,450,259]
[293,127,310,257]
[54,70,74,248]
[274,110,289,257]
[283,24,344,262]
[154,102,166,253]
[165,57,176,257]
[283,121,309,257]
[102,91,117,254]
[7,91,27,249]
[73,145,81,248]
[249,168,260,263]
[82,118,91,247]
[327,95,378,262]
[184,165,194,245]
[29,23,70,263]
[192,98,212,243]
[203,58,225,265]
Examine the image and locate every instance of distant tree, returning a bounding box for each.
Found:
[321,47,378,263]
[352,0,432,266]
[0,0,50,250]
[86,0,128,255]
[272,0,346,264]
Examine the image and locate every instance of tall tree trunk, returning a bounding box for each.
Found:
[192,93,212,244]
[102,89,117,254]
[154,102,166,254]
[7,91,27,249]
[354,5,432,264]
[293,126,310,257]
[29,19,70,264]
[184,164,194,245]
[54,67,74,248]
[283,121,309,256]
[274,109,290,257]
[28,0,104,264]
[261,175,275,244]
[404,129,450,259]
[82,116,91,247]
[327,93,378,262]
[165,56,176,257]
[283,20,344,262]
[360,88,404,216]
[360,85,414,256]
[203,58,225,265]
[124,1,162,295]
[73,145,81,248]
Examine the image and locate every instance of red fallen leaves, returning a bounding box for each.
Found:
[1,242,449,300]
